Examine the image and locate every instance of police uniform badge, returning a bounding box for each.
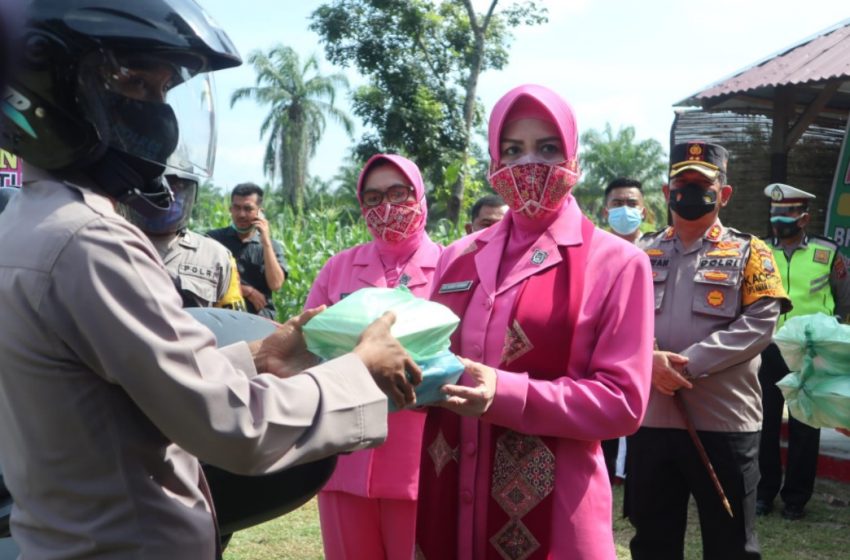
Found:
[531,249,548,265]
[813,249,830,264]
[762,257,775,273]
[707,290,725,308]
[771,185,784,202]
[706,225,722,242]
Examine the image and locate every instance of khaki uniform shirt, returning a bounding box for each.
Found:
[638,222,788,432]
[0,167,388,559]
[153,229,237,308]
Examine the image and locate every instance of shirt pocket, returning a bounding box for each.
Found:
[178,273,218,305]
[692,269,741,319]
[651,268,668,311]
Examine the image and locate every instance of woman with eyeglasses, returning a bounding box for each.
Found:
[305,153,442,560]
[414,84,654,559]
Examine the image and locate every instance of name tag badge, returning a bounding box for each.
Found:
[439,281,473,294]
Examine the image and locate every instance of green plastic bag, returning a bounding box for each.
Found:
[775,313,850,429]
[302,286,460,363]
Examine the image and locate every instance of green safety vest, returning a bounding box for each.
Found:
[772,237,836,329]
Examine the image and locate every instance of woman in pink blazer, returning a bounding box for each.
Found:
[305,154,442,559]
[415,84,655,559]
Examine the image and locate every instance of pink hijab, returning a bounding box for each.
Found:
[488,84,578,241]
[488,85,582,277]
[357,153,429,265]
[488,84,579,171]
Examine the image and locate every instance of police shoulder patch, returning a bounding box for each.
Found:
[814,248,831,264]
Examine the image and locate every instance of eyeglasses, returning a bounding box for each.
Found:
[361,185,415,207]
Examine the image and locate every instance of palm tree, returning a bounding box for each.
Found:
[573,123,668,226]
[231,45,354,212]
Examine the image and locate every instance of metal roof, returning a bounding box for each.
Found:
[676,18,850,115]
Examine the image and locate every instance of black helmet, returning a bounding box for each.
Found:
[123,171,198,235]
[0,0,240,208]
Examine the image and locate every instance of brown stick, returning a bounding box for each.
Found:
[673,392,734,518]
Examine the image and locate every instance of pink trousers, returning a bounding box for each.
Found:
[318,491,417,560]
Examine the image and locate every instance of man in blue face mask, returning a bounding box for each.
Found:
[603,177,646,243]
[756,183,850,521]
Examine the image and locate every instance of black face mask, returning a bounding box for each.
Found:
[771,216,803,239]
[669,182,718,221]
[105,91,180,167]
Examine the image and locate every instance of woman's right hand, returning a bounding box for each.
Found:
[353,312,422,409]
[437,358,497,417]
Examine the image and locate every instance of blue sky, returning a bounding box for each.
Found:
[199,0,849,191]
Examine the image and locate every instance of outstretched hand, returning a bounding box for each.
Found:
[252,306,325,378]
[437,358,497,417]
[353,312,422,410]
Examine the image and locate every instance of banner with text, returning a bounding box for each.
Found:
[826,121,850,258]
[0,149,22,188]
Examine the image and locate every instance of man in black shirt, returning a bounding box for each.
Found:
[208,183,287,319]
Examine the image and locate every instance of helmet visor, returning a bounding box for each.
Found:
[80,51,218,179]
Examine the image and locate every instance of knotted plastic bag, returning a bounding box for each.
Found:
[302,287,464,407]
[774,313,850,429]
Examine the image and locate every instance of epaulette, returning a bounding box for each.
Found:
[723,226,752,240]
[641,227,670,240]
[807,234,839,250]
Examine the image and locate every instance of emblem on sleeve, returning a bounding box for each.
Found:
[834,256,848,279]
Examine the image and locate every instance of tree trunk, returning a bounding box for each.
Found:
[449,0,498,224]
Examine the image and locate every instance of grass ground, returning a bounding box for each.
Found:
[223,478,850,559]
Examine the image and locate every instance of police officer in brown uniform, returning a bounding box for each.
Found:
[125,172,247,310]
[756,183,850,520]
[0,2,420,557]
[627,142,790,560]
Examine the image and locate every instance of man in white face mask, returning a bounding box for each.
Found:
[600,177,646,486]
[603,177,646,244]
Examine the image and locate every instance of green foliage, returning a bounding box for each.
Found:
[191,186,470,321]
[574,123,668,227]
[231,45,353,213]
[309,0,547,221]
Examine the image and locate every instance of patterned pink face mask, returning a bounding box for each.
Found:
[362,200,426,243]
[488,160,579,219]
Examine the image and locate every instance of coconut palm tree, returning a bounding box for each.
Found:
[231,45,353,212]
[573,123,667,227]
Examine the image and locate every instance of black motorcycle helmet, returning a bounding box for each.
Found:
[0,0,240,213]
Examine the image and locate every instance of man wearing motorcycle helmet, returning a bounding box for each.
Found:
[0,1,419,558]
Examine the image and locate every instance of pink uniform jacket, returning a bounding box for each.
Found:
[421,198,654,559]
[305,238,443,499]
